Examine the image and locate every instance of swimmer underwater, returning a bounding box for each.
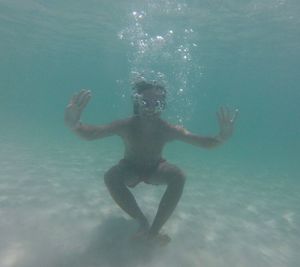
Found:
[64,81,238,245]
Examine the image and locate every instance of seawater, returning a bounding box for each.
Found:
[0,1,299,267]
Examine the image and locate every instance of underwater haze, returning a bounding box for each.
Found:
[0,0,299,267]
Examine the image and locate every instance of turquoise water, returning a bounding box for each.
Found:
[0,1,299,266]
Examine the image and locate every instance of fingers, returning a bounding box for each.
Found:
[75,89,90,106]
[217,106,229,124]
[70,91,79,105]
[217,106,239,124]
[217,109,222,125]
[231,108,239,123]
[70,89,91,109]
[224,106,231,122]
[78,90,91,110]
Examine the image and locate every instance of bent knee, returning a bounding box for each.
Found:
[167,169,186,187]
[175,171,186,185]
[104,167,123,187]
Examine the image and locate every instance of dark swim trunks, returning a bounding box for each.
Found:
[119,158,166,187]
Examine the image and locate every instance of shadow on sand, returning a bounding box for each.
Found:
[72,217,166,267]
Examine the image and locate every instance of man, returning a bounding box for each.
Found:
[64,81,238,245]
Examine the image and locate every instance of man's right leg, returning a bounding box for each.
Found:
[104,163,149,231]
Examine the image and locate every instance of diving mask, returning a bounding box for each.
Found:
[133,93,166,113]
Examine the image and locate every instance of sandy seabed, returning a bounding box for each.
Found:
[0,140,298,267]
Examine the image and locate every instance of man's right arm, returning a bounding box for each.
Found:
[72,120,127,140]
[64,89,128,140]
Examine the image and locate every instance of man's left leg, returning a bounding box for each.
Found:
[147,162,186,237]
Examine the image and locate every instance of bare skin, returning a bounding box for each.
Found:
[64,88,238,244]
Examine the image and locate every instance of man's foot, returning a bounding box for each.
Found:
[132,231,171,247]
[130,218,150,240]
[131,231,171,247]
[147,233,171,246]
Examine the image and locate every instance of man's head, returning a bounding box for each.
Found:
[132,81,166,117]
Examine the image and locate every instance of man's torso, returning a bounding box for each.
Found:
[121,116,171,165]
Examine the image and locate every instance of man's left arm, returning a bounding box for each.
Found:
[168,107,239,149]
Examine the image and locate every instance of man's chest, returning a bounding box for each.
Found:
[125,128,166,150]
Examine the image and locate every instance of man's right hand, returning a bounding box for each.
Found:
[64,89,91,130]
